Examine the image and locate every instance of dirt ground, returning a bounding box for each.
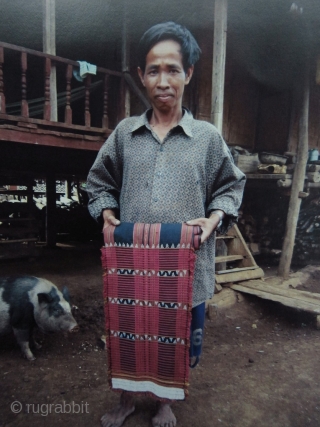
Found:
[1,243,320,427]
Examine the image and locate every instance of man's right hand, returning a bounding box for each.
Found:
[102,209,120,230]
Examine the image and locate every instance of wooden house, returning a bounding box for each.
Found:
[0,0,319,275]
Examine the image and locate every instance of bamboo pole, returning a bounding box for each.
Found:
[43,0,57,121]
[278,67,310,278]
[121,0,130,118]
[211,0,228,268]
[211,0,228,133]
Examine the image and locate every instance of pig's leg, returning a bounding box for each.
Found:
[12,328,35,361]
[31,331,42,350]
[101,391,135,427]
[152,402,177,427]
[32,339,42,350]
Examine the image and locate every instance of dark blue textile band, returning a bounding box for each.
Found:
[111,222,201,247]
[189,302,206,368]
[113,222,135,245]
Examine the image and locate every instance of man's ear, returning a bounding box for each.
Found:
[185,65,194,85]
[137,67,145,86]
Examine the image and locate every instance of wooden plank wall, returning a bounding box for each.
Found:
[127,34,319,156]
[255,89,291,153]
[287,67,320,153]
[251,60,320,154]
[308,71,320,149]
[194,30,319,155]
[195,29,260,150]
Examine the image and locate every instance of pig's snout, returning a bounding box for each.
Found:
[69,325,79,333]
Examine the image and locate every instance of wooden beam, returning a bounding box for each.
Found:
[231,281,320,315]
[211,0,228,133]
[43,0,57,121]
[0,112,109,134]
[278,67,310,278]
[0,41,122,77]
[215,254,244,263]
[0,47,5,113]
[212,0,228,268]
[216,266,259,275]
[215,268,264,284]
[0,238,38,244]
[246,174,288,180]
[0,128,105,151]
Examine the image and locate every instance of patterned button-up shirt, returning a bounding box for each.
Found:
[87,108,246,306]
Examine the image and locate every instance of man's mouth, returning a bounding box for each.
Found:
[156,94,173,101]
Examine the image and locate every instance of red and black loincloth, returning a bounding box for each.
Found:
[101,222,201,400]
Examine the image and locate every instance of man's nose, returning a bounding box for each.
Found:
[157,72,170,88]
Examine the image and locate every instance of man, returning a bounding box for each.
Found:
[87,22,245,427]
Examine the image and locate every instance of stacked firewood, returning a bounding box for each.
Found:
[293,194,320,264]
[237,190,289,258]
[238,190,320,265]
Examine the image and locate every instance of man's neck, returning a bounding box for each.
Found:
[149,107,183,130]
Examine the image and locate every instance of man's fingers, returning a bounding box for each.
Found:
[200,229,210,243]
[186,217,219,243]
[103,216,120,230]
[186,218,206,226]
[109,217,120,226]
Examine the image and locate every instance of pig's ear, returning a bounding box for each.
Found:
[62,286,71,303]
[37,292,54,305]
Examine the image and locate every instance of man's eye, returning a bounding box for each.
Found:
[170,69,179,74]
[149,70,157,75]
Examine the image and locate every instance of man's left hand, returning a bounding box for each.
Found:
[186,215,221,243]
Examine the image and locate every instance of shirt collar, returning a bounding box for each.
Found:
[130,107,193,137]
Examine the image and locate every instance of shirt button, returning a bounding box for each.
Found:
[160,146,164,152]
[154,198,158,202]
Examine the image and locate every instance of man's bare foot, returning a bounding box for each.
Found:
[152,403,177,427]
[101,392,135,427]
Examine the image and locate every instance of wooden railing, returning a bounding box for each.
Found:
[0,41,124,131]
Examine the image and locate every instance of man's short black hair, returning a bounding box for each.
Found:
[138,21,201,72]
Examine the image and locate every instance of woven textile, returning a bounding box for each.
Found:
[101,222,201,400]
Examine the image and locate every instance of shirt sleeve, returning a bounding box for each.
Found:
[86,125,123,222]
[206,133,246,234]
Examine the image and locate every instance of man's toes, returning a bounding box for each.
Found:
[100,415,112,427]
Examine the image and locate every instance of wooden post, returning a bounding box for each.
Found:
[102,74,109,129]
[84,75,91,127]
[211,0,228,133]
[27,176,34,216]
[65,179,72,199]
[122,0,130,118]
[43,0,57,121]
[0,47,6,113]
[212,0,228,269]
[21,52,29,117]
[65,64,73,125]
[278,68,310,278]
[286,90,297,153]
[44,57,51,121]
[27,176,36,256]
[46,172,56,248]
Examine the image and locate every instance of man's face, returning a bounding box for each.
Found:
[138,40,194,113]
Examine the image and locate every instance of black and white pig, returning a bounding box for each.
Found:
[0,276,78,360]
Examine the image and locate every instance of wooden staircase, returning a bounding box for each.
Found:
[215,224,264,284]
